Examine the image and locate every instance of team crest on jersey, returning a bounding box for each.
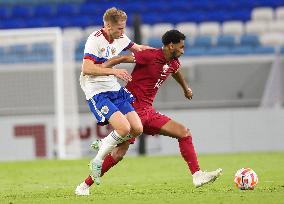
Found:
[101,106,109,115]
[111,47,116,55]
[98,48,105,57]
[162,64,170,73]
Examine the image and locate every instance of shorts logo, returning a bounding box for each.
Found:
[101,106,109,115]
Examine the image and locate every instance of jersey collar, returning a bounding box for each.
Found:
[101,28,114,44]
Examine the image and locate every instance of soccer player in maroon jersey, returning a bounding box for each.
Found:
[77,30,222,195]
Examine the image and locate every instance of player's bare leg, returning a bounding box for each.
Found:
[75,142,129,196]
[92,110,142,156]
[92,110,142,148]
[125,111,143,138]
[89,111,131,185]
[76,112,141,195]
[159,119,222,187]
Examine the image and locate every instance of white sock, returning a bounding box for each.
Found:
[93,130,124,163]
[122,133,142,142]
[122,134,133,142]
[81,182,89,188]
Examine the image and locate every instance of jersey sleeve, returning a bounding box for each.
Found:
[83,34,107,64]
[170,59,181,73]
[121,34,134,51]
[133,50,153,65]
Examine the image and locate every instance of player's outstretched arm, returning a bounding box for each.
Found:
[82,58,132,82]
[129,43,154,52]
[172,70,193,100]
[81,59,116,76]
[102,54,135,68]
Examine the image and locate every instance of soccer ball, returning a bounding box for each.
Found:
[234,168,258,190]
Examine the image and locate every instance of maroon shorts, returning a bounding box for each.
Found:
[128,106,171,144]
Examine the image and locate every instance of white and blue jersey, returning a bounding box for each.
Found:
[80,28,134,100]
[79,28,135,125]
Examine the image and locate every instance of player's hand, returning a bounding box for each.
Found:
[113,69,132,82]
[184,87,193,100]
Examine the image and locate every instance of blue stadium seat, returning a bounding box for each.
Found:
[70,15,95,28]
[237,0,257,9]
[230,9,251,22]
[186,11,207,23]
[30,43,53,62]
[1,0,283,30]
[207,10,231,22]
[0,55,14,64]
[75,40,85,61]
[168,1,193,12]
[2,19,25,29]
[9,45,28,61]
[9,44,28,54]
[25,53,53,63]
[207,46,230,55]
[230,46,254,55]
[190,0,212,11]
[184,47,206,56]
[281,46,284,54]
[31,43,52,53]
[47,17,71,28]
[0,22,5,29]
[272,0,284,7]
[75,52,83,61]
[148,38,163,48]
[25,18,46,28]
[34,5,56,17]
[0,47,5,55]
[142,13,163,24]
[192,36,212,47]
[56,3,80,16]
[257,0,284,8]
[12,6,34,18]
[0,7,11,19]
[123,2,148,13]
[213,1,241,11]
[240,35,260,47]
[254,46,275,54]
[161,12,188,24]
[79,3,102,16]
[216,35,236,47]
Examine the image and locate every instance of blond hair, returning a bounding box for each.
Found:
[103,7,127,24]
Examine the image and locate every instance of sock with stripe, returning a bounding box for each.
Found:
[93,130,124,163]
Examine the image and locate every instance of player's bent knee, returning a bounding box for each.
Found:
[116,124,131,137]
[186,128,192,137]
[132,124,143,137]
[180,126,191,138]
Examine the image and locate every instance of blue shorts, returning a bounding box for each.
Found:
[87,87,135,125]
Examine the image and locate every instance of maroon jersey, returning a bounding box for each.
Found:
[126,49,180,109]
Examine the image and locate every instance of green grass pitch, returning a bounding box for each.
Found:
[0,152,283,204]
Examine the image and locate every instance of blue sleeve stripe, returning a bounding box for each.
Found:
[84,53,108,63]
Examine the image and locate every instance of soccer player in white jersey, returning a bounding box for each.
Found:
[76,7,151,195]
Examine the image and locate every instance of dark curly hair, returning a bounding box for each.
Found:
[162,30,186,45]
